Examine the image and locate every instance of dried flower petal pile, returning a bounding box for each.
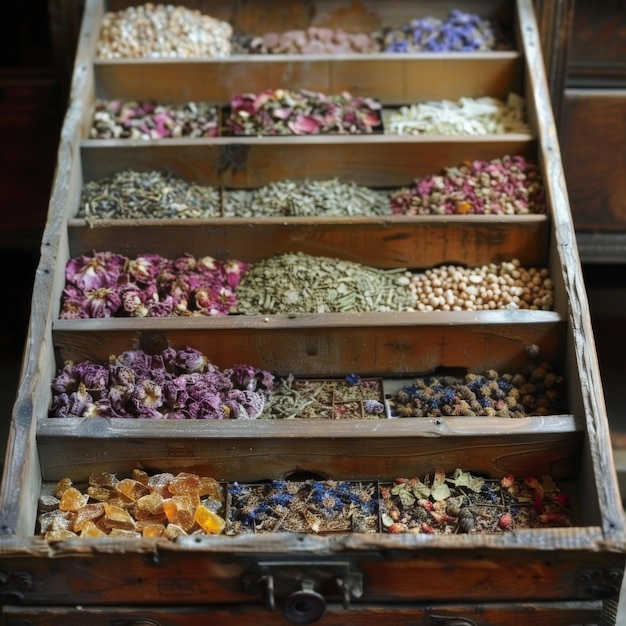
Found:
[79,170,221,220]
[388,363,565,418]
[97,4,232,59]
[381,470,572,534]
[227,480,379,534]
[239,27,381,54]
[38,470,225,541]
[60,252,248,319]
[384,10,501,53]
[390,155,545,215]
[90,100,219,139]
[387,94,529,135]
[49,347,274,420]
[226,88,382,135]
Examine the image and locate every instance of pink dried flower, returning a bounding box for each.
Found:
[65,252,127,291]
[498,512,513,529]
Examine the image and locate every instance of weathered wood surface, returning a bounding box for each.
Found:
[35,424,583,482]
[93,55,522,104]
[0,535,622,605]
[560,91,626,231]
[51,311,566,375]
[0,600,606,625]
[68,215,549,268]
[80,137,536,188]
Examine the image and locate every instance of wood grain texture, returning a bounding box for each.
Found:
[0,542,621,606]
[560,91,626,230]
[51,311,566,375]
[67,215,550,268]
[79,137,537,188]
[93,55,522,104]
[0,600,605,625]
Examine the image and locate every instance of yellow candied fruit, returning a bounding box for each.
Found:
[115,478,151,502]
[132,469,150,485]
[164,523,187,539]
[45,528,78,542]
[167,472,200,496]
[89,471,119,488]
[163,495,196,532]
[103,503,137,531]
[194,505,226,534]
[135,492,164,519]
[80,520,107,538]
[109,528,141,539]
[198,476,223,502]
[142,523,166,538]
[54,477,73,499]
[147,472,175,497]
[73,502,105,532]
[87,485,114,501]
[59,487,89,512]
[455,200,473,214]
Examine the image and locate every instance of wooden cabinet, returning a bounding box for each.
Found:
[1,1,624,624]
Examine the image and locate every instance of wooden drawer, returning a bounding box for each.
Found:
[560,90,626,231]
[0,0,624,622]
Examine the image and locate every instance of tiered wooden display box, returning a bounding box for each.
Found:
[1,1,625,624]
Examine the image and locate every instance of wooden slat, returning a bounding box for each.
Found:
[79,136,537,187]
[67,215,550,268]
[93,55,522,104]
[0,600,605,625]
[51,311,567,375]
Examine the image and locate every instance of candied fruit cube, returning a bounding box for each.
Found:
[115,478,150,502]
[89,471,119,488]
[142,523,166,538]
[199,476,223,502]
[163,495,196,532]
[38,494,60,513]
[103,503,137,531]
[109,528,141,539]
[135,492,164,520]
[167,472,200,496]
[45,528,78,542]
[132,469,149,485]
[148,472,175,497]
[164,524,187,539]
[59,487,89,512]
[73,503,105,532]
[54,477,73,498]
[80,520,108,538]
[39,510,72,534]
[87,485,114,501]
[194,505,226,534]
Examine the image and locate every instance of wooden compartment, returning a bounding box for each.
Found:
[1,0,625,623]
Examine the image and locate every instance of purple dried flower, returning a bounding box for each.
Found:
[73,361,110,390]
[172,346,210,373]
[65,252,127,291]
[84,287,122,318]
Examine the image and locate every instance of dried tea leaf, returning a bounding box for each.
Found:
[430,469,452,501]
[451,468,485,492]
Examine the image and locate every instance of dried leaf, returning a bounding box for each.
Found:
[451,468,485,492]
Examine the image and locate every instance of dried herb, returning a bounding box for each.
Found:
[79,170,221,221]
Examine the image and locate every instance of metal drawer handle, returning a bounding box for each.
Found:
[283,586,327,625]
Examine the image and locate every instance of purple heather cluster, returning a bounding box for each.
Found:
[59,251,249,319]
[226,88,382,136]
[49,347,275,420]
[385,10,497,53]
[390,156,545,216]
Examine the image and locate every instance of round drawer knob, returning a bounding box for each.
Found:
[283,589,327,624]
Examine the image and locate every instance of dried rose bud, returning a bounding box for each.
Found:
[498,512,512,529]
